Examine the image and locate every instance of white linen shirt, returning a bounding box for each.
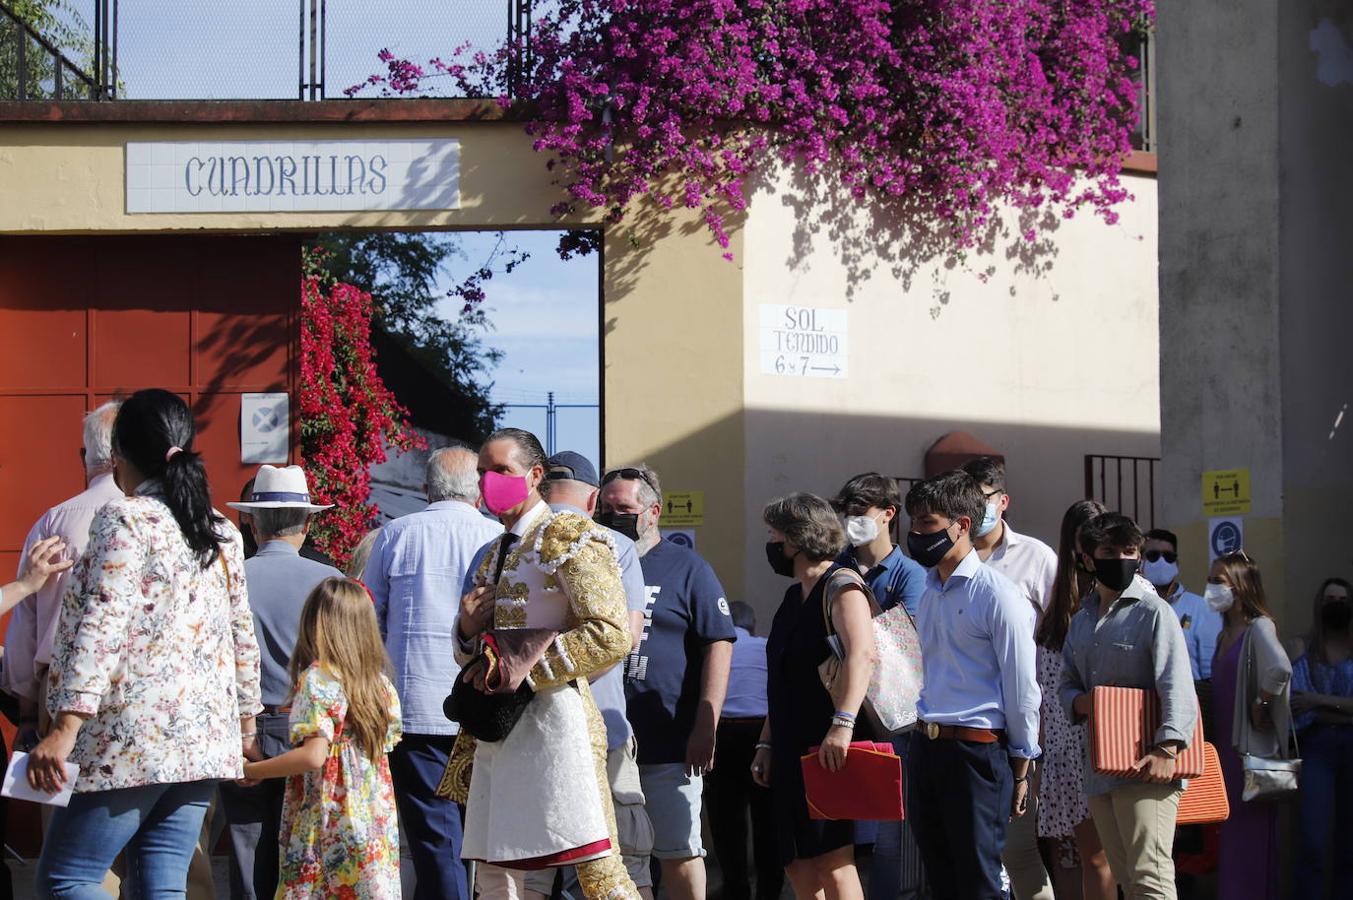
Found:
[985,522,1059,617]
[3,473,123,702]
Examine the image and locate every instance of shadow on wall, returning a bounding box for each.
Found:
[0,234,301,547]
[625,404,1157,625]
[747,161,1065,311]
[601,186,750,349]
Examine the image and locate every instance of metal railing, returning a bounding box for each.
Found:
[2,0,531,101]
[1085,454,1160,529]
[0,0,111,100]
[1126,26,1157,153]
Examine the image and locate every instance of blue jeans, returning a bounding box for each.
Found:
[38,779,216,899]
[870,732,926,900]
[1295,724,1353,900]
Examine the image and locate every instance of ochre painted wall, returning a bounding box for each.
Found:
[0,119,750,599]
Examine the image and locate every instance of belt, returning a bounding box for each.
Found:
[261,704,291,715]
[919,720,1004,744]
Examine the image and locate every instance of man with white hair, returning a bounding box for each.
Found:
[4,401,123,747]
[220,465,341,900]
[363,442,504,900]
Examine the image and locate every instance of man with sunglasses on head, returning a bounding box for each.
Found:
[599,464,736,900]
[1143,529,1221,681]
[961,457,1056,900]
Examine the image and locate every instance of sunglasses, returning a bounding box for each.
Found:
[602,467,659,494]
[1143,550,1177,564]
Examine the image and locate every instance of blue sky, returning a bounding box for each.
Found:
[105,1,510,100]
[436,231,602,470]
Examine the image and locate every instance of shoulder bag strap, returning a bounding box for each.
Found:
[820,567,881,637]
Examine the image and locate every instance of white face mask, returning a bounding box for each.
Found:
[1141,558,1179,589]
[844,514,882,547]
[1204,582,1235,613]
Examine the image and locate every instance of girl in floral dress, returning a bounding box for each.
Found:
[242,577,402,899]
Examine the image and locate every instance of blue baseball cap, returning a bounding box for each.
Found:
[545,451,599,488]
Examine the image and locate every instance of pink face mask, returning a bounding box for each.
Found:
[480,470,530,515]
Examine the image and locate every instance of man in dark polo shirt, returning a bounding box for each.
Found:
[599,464,735,900]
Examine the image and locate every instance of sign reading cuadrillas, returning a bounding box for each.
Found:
[125,139,459,214]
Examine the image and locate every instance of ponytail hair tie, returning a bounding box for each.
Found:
[165,446,183,462]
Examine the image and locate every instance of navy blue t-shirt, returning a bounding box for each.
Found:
[624,540,737,764]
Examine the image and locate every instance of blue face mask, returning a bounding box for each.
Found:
[974,501,1000,538]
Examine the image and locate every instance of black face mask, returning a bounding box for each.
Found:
[1093,557,1140,593]
[596,511,641,542]
[240,520,258,559]
[907,524,955,569]
[1321,600,1352,632]
[766,541,798,578]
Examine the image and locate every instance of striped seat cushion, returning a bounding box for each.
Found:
[1091,685,1205,779]
[1178,742,1230,824]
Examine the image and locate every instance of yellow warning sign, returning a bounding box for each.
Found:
[1202,469,1251,516]
[662,491,705,527]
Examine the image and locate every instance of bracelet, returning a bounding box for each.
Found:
[1154,744,1178,759]
[754,741,772,751]
[830,716,856,730]
[240,732,258,740]
[833,710,857,721]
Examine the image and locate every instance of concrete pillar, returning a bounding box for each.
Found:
[1158,0,1353,628]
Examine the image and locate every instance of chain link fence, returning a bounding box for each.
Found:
[3,0,522,100]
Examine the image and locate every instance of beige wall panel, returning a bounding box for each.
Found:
[740,165,1161,619]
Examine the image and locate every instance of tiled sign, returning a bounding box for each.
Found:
[125,139,460,214]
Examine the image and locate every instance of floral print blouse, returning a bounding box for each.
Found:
[47,487,263,792]
[279,664,402,900]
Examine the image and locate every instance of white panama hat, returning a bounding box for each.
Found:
[227,464,333,512]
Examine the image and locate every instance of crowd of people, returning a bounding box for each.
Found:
[0,391,1347,900]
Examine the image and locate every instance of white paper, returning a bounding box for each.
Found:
[1,752,79,807]
[241,392,290,465]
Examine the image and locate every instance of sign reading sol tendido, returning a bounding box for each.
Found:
[125,139,460,214]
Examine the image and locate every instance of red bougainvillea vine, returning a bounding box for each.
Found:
[350,0,1154,256]
[299,251,425,566]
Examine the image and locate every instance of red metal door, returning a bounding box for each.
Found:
[0,233,300,851]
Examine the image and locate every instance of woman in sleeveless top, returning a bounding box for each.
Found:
[752,493,876,900]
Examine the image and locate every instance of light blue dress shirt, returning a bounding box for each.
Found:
[460,503,646,750]
[244,540,343,708]
[722,626,768,718]
[914,549,1042,759]
[1164,582,1222,679]
[365,499,504,735]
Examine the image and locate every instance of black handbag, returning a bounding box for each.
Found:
[444,661,534,742]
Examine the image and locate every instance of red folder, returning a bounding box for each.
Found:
[1091,686,1205,779]
[800,741,903,821]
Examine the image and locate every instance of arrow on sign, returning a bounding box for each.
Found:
[810,365,841,375]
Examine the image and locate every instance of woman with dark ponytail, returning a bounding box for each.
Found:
[27,389,263,897]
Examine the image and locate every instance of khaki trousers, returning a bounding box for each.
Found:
[1088,782,1182,900]
[1000,776,1054,900]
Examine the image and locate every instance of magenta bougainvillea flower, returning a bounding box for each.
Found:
[351,0,1152,254]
